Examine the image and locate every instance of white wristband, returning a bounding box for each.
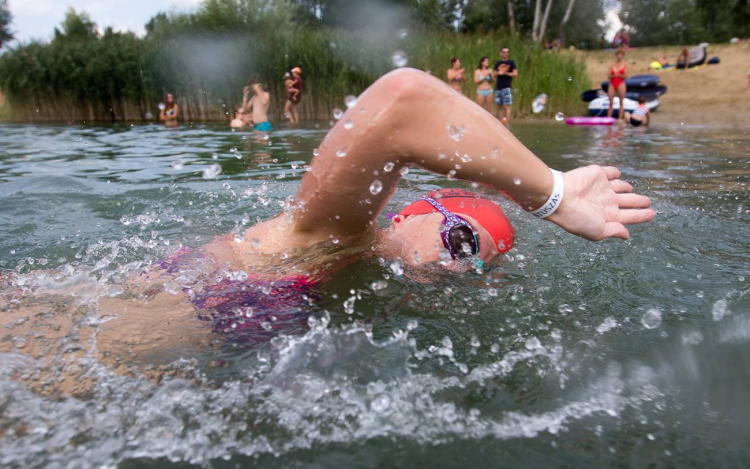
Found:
[530,169,564,219]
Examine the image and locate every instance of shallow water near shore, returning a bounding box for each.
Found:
[1,121,749,468]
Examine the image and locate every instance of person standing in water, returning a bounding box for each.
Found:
[287,67,303,124]
[474,57,494,113]
[447,57,466,94]
[283,72,300,123]
[241,74,272,132]
[159,93,179,127]
[494,47,517,128]
[607,48,627,121]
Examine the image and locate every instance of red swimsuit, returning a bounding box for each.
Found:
[610,65,626,90]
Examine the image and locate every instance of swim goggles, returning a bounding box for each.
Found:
[420,196,483,268]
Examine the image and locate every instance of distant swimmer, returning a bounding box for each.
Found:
[607,48,627,121]
[159,93,179,127]
[474,57,494,113]
[447,57,466,94]
[624,97,650,127]
[283,72,300,122]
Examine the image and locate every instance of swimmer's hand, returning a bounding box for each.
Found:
[547,166,655,241]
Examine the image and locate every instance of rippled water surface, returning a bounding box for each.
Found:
[1,122,750,468]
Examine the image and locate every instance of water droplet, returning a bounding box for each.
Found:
[641,308,662,329]
[313,148,320,156]
[233,151,242,159]
[333,108,344,120]
[399,166,410,176]
[459,154,472,163]
[397,28,408,39]
[211,152,219,159]
[230,147,237,152]
[596,317,618,334]
[711,299,729,321]
[371,280,388,291]
[344,95,358,108]
[532,93,548,113]
[383,162,395,172]
[371,394,391,413]
[447,124,466,141]
[524,337,542,350]
[513,177,521,185]
[171,159,184,170]
[344,120,354,130]
[390,259,404,275]
[392,50,408,68]
[567,76,573,81]
[202,164,222,179]
[369,180,383,195]
[555,112,565,121]
[336,150,347,158]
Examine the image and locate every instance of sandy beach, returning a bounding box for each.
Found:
[582,43,750,128]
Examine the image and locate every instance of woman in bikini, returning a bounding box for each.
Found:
[447,57,465,94]
[607,49,628,121]
[474,57,494,113]
[2,68,655,375]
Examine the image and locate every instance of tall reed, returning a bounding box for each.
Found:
[0,28,590,122]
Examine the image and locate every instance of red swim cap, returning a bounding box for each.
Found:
[397,188,515,253]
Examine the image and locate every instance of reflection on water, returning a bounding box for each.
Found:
[1,122,750,468]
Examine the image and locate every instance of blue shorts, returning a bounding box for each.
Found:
[253,121,272,132]
[495,88,513,106]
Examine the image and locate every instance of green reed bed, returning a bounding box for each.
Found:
[0,28,590,123]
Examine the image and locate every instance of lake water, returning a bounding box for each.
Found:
[1,121,749,468]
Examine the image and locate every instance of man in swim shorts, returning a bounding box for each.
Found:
[242,74,272,132]
[494,47,517,128]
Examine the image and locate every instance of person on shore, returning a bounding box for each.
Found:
[676,46,691,70]
[283,72,300,122]
[287,67,303,123]
[159,93,179,127]
[607,49,627,121]
[447,57,465,93]
[240,74,271,132]
[494,47,517,127]
[474,57,494,113]
[624,97,650,127]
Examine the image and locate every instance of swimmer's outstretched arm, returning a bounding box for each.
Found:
[292,68,654,243]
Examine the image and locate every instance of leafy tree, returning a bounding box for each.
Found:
[0,0,13,48]
[53,8,98,42]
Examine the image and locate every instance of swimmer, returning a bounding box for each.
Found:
[607,48,627,121]
[447,57,465,94]
[2,68,656,376]
[159,92,179,127]
[494,47,517,128]
[474,57,494,113]
[242,74,272,132]
[623,96,650,127]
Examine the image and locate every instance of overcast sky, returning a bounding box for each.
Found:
[7,0,203,42]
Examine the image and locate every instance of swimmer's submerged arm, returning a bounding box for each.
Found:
[291,68,654,243]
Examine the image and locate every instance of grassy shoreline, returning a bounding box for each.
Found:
[0,30,591,123]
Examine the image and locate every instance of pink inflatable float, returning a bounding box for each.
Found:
[565,116,616,126]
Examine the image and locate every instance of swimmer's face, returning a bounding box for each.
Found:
[386,212,499,269]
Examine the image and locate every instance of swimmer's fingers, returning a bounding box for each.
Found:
[617,193,651,208]
[602,166,621,180]
[618,208,657,225]
[598,222,630,241]
[610,179,633,193]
